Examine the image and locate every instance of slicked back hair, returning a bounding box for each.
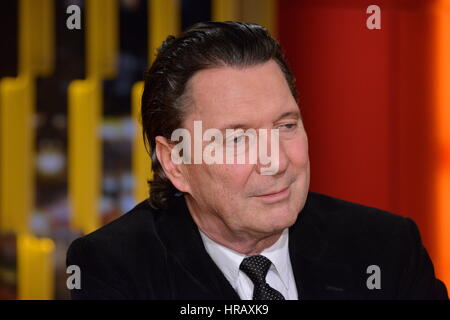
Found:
[141,21,298,209]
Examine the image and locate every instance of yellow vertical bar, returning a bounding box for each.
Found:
[86,0,118,79]
[39,237,55,299]
[148,0,180,64]
[132,0,179,200]
[212,0,241,21]
[37,0,55,76]
[0,77,34,234]
[18,234,31,298]
[132,82,152,203]
[103,0,118,78]
[68,80,102,234]
[434,0,450,289]
[241,0,277,37]
[18,234,55,300]
[19,0,54,77]
[69,0,119,234]
[212,0,277,37]
[18,0,31,76]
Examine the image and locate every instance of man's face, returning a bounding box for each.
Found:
[177,60,310,239]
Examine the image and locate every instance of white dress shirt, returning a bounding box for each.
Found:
[199,228,299,300]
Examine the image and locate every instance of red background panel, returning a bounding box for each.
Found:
[277,0,443,280]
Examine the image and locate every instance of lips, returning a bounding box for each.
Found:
[252,186,290,203]
[255,186,289,197]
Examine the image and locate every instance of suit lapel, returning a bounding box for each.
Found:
[155,192,356,300]
[289,193,357,299]
[154,194,240,300]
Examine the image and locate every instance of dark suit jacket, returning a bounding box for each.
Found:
[66,192,448,299]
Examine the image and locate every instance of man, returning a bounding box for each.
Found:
[67,21,448,300]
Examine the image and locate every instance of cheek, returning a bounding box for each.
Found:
[285,135,309,169]
[214,164,254,194]
[188,163,253,198]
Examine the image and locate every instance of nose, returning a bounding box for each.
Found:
[255,129,288,176]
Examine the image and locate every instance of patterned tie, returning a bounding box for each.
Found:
[239,255,285,300]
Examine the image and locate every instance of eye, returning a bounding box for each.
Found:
[279,123,297,130]
[224,134,245,147]
[233,135,245,144]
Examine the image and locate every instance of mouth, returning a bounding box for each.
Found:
[253,186,290,202]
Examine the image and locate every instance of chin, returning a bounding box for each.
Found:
[259,206,299,233]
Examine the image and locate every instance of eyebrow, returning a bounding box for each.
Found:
[273,111,301,123]
[218,110,301,131]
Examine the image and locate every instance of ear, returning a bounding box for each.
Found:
[155,136,191,194]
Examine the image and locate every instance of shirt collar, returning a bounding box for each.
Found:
[199,228,291,291]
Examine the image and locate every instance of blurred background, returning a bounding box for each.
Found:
[0,0,448,299]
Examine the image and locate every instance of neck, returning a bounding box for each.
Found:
[185,196,283,255]
[204,230,283,256]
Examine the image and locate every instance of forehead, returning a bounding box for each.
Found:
[184,60,297,127]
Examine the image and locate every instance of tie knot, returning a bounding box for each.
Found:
[239,255,272,284]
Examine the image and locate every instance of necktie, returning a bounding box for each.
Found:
[239,255,285,300]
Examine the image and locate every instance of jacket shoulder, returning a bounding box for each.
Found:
[66,200,168,299]
[69,200,161,251]
[303,192,413,264]
[306,192,408,237]
[304,192,448,299]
